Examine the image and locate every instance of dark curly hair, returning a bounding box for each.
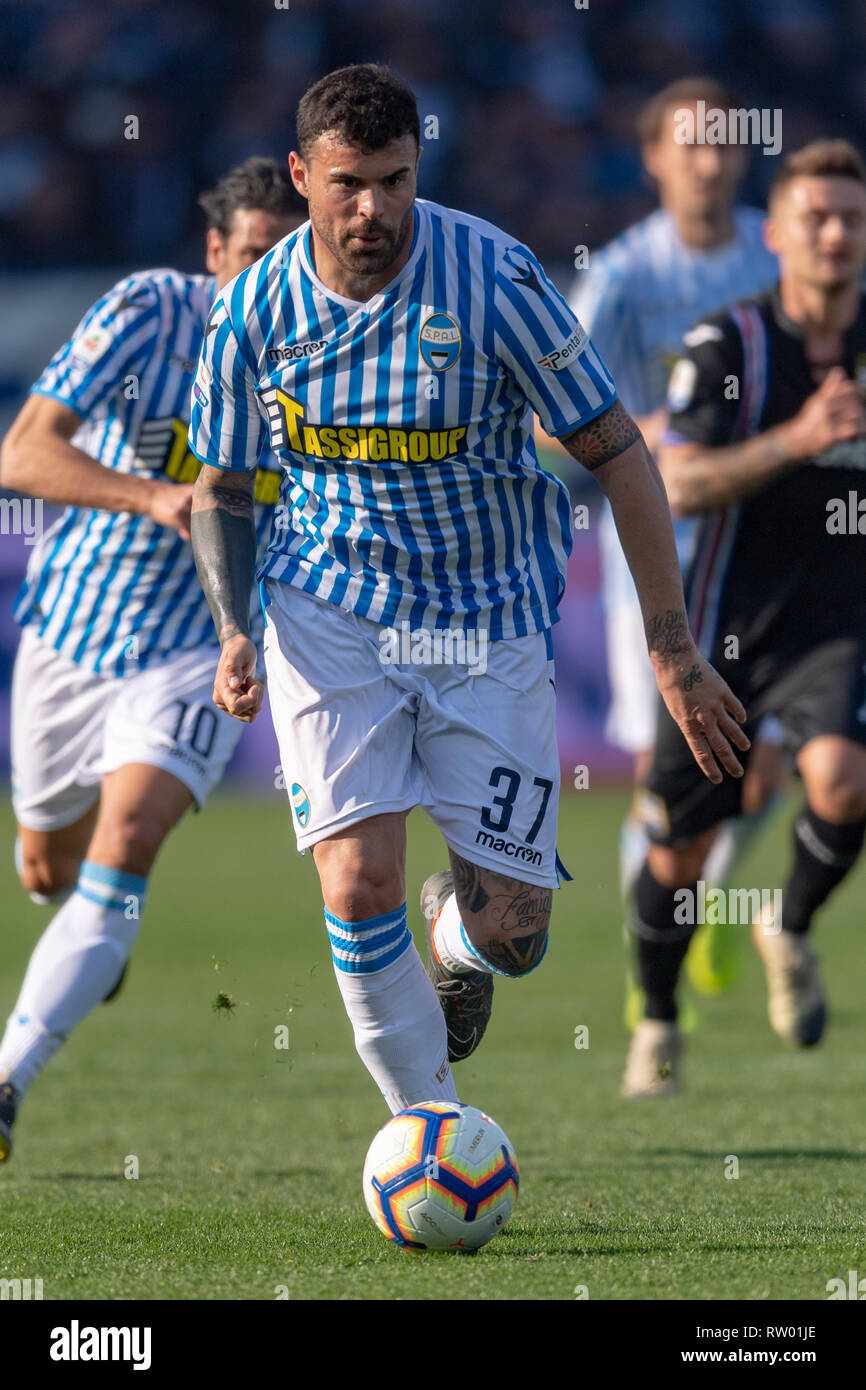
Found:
[296,64,419,158]
[198,157,305,239]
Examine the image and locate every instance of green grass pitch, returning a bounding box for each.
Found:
[1,788,865,1301]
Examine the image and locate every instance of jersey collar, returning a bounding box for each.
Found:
[298,203,423,311]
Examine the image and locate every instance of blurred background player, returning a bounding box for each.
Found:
[0,159,305,1160]
[564,78,783,1006]
[189,64,747,1121]
[623,139,866,1095]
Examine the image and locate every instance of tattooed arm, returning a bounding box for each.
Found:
[559,400,749,783]
[190,464,263,723]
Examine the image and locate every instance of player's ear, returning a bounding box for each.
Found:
[763,214,781,258]
[288,151,309,199]
[205,228,225,275]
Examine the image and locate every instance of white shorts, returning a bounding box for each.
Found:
[11,628,243,831]
[262,581,562,889]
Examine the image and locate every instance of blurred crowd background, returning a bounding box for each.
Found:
[2,0,865,270]
[1,0,865,784]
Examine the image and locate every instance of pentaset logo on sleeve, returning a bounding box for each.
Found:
[537,326,587,372]
[419,313,462,372]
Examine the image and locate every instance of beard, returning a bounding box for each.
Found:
[312,202,414,278]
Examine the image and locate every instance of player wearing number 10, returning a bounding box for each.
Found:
[189,65,748,1116]
[0,160,304,1161]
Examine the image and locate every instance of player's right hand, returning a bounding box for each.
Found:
[147,481,194,539]
[212,634,264,723]
[783,366,866,459]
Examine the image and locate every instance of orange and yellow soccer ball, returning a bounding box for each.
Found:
[362,1101,519,1251]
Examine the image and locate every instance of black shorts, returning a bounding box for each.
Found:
[638,634,866,847]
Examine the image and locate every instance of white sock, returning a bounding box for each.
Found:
[326,904,458,1114]
[0,860,147,1097]
[14,835,73,907]
[702,800,779,887]
[431,892,504,976]
[620,817,650,900]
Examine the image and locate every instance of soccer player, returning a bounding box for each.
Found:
[567,78,783,1003]
[623,139,866,1094]
[0,159,304,1160]
[189,64,747,1117]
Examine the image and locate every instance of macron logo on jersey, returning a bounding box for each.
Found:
[537,326,588,372]
[267,341,328,363]
[511,262,545,298]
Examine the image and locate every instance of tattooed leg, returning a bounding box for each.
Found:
[449,850,552,976]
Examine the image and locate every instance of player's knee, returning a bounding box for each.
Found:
[321,856,404,922]
[315,833,405,922]
[810,779,866,823]
[327,875,405,923]
[647,841,707,886]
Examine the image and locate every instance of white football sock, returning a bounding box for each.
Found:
[0,861,147,1097]
[326,904,458,1114]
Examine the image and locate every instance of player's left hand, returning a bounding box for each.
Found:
[652,645,750,784]
[212,634,264,723]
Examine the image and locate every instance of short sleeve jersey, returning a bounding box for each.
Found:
[188,199,617,640]
[15,268,281,675]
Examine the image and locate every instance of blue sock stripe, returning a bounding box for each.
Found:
[330,932,412,975]
[80,861,148,896]
[327,921,409,959]
[323,905,407,934]
[324,905,411,975]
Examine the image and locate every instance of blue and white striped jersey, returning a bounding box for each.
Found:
[570,207,778,609]
[14,268,281,676]
[570,207,777,418]
[188,199,616,640]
